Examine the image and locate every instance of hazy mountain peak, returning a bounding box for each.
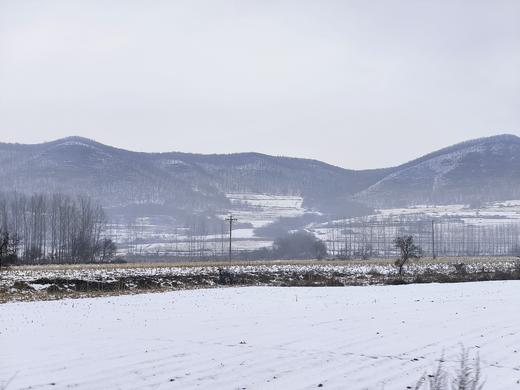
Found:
[51,136,106,148]
[357,133,520,207]
[1,134,520,217]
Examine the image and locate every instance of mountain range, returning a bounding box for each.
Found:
[1,134,519,221]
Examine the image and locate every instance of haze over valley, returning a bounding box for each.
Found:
[2,134,520,257]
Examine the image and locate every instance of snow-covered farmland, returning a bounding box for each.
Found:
[2,258,519,303]
[118,197,520,256]
[109,191,520,257]
[110,194,307,255]
[225,193,307,228]
[376,200,520,225]
[1,282,519,389]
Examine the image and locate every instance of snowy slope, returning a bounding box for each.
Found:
[3,134,520,217]
[0,136,382,218]
[1,282,519,389]
[357,134,520,207]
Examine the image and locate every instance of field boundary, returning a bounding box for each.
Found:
[2,257,519,303]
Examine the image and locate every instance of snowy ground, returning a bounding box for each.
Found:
[376,200,520,225]
[113,196,520,255]
[110,193,307,254]
[3,258,518,302]
[1,282,519,389]
[225,193,307,229]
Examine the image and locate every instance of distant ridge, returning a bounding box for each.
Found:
[356,134,520,206]
[0,136,386,220]
[0,134,519,219]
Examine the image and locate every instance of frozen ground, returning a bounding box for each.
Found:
[110,193,307,254]
[376,200,520,225]
[114,196,520,255]
[225,193,307,229]
[1,282,519,389]
[2,258,519,302]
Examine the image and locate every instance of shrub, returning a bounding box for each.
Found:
[273,231,327,260]
[415,347,485,390]
[394,235,422,276]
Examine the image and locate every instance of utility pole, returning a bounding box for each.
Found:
[225,214,238,261]
[432,219,436,259]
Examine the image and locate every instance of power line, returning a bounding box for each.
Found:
[225,214,238,261]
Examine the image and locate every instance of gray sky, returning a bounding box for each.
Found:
[0,0,519,169]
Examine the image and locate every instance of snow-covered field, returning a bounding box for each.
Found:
[113,196,520,255]
[377,200,520,225]
[225,193,307,229]
[2,258,519,303]
[110,193,307,254]
[1,282,519,389]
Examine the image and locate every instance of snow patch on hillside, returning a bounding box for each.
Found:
[376,200,520,225]
[224,193,306,228]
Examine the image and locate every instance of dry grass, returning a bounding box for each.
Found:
[0,286,175,304]
[2,256,518,304]
[6,256,518,272]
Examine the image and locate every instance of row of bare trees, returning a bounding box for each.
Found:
[326,216,520,258]
[0,192,116,264]
[119,215,230,259]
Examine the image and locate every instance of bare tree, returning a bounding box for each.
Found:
[0,192,112,264]
[0,229,18,270]
[0,230,8,271]
[394,235,422,276]
[99,238,118,262]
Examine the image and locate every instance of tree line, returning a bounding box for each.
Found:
[325,216,520,258]
[0,192,116,265]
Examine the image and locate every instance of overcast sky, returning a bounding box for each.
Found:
[0,0,519,169]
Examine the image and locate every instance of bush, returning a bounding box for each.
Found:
[453,263,467,276]
[415,347,484,390]
[273,231,327,260]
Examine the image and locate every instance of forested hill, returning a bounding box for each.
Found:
[2,134,520,219]
[356,134,520,207]
[0,137,387,219]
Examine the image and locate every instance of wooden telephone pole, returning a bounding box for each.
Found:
[432,219,436,259]
[225,214,238,261]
